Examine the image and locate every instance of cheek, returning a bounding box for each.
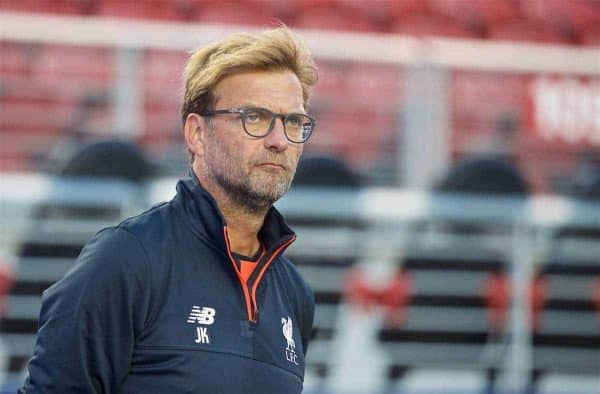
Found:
[290,146,303,167]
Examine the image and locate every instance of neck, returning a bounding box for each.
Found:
[221,201,266,257]
[194,168,268,256]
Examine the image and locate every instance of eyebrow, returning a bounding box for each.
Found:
[237,105,308,114]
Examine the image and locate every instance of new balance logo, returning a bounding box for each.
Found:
[186,306,216,325]
[187,306,215,345]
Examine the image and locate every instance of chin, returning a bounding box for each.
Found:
[251,182,289,203]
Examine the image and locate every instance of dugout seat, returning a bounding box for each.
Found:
[294,155,361,188]
[436,156,529,196]
[571,160,600,201]
[57,139,158,182]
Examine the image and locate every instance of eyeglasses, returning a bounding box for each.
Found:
[199,107,316,144]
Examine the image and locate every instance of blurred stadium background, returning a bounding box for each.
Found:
[0,0,599,393]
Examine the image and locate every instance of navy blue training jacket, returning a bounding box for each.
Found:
[19,173,315,393]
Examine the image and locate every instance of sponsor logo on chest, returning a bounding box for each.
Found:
[187,306,215,344]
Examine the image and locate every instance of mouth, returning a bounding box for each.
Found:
[257,162,287,171]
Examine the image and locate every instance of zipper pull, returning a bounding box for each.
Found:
[251,309,259,323]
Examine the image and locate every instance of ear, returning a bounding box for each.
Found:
[184,113,208,159]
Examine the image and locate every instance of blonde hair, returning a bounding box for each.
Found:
[181,26,318,125]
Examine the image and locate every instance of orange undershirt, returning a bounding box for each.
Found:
[239,260,258,283]
[234,244,265,283]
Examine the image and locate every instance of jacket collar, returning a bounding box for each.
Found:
[175,169,295,253]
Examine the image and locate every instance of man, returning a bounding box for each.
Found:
[20,26,317,393]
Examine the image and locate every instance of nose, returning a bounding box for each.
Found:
[263,117,288,152]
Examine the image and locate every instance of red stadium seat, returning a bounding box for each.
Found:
[291,2,381,32]
[450,70,527,164]
[310,61,350,105]
[142,50,189,137]
[483,271,510,332]
[345,267,412,327]
[310,109,395,170]
[344,63,403,113]
[0,41,116,170]
[1,80,106,135]
[0,0,97,15]
[0,42,35,77]
[389,11,480,38]
[580,22,600,46]
[98,0,194,21]
[243,0,297,19]
[429,0,520,30]
[193,0,282,26]
[521,0,600,34]
[300,0,428,25]
[33,44,114,82]
[143,49,188,85]
[487,18,572,44]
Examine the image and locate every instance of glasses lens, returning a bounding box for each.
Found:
[284,114,314,142]
[242,108,273,136]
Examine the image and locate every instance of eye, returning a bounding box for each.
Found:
[286,115,303,128]
[245,110,261,123]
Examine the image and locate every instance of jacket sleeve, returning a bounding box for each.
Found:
[19,227,151,393]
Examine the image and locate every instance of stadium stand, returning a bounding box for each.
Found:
[1,0,598,185]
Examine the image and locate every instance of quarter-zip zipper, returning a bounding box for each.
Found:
[223,226,295,322]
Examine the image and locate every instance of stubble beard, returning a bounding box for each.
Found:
[203,138,296,215]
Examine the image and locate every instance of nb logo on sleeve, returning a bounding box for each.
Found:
[187,306,216,325]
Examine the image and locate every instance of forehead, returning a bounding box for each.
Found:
[213,69,304,112]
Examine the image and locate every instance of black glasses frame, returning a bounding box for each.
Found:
[198,107,316,144]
